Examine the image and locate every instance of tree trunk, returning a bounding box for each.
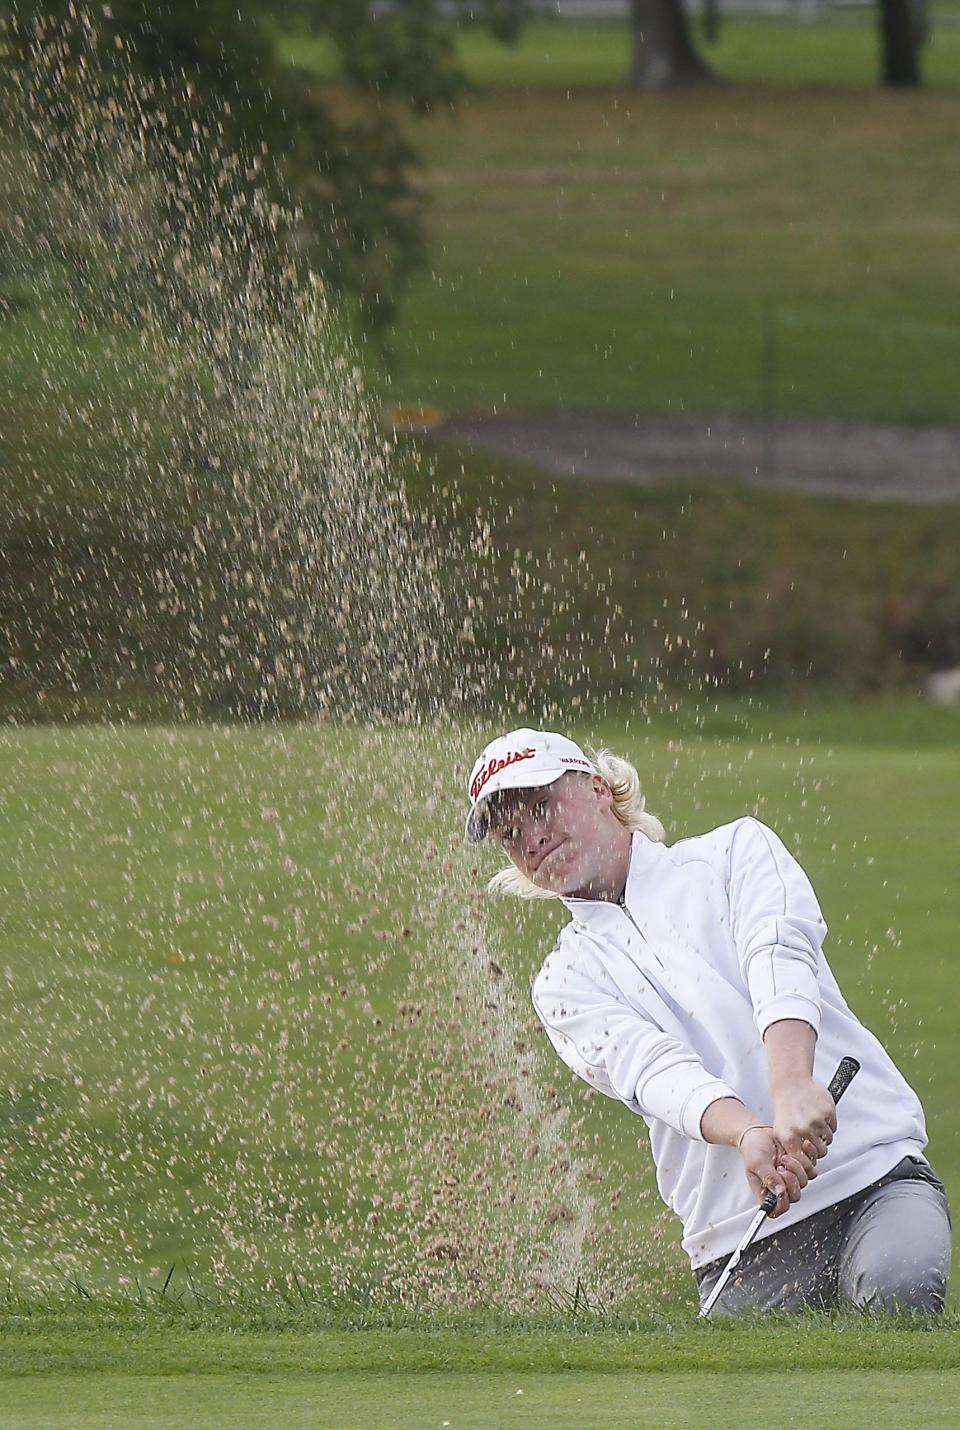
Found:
[629,0,714,90]
[878,0,922,86]
[702,0,721,46]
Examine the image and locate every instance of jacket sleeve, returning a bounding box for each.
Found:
[531,958,738,1141]
[726,817,826,1038]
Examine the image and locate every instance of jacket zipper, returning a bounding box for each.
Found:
[618,896,664,967]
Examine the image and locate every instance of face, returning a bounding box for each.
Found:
[487,772,619,896]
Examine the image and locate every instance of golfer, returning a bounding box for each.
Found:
[465,728,952,1315]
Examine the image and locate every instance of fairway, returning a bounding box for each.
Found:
[0,694,957,1307]
[3,1368,960,1428]
[2,1313,960,1425]
[4,8,960,1424]
[378,79,960,422]
[281,20,960,424]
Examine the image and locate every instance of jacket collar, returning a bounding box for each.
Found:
[558,830,661,914]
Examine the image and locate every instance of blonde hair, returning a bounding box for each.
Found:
[484,746,667,900]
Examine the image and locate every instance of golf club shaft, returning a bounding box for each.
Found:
[698,1055,861,1318]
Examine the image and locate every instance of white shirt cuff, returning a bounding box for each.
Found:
[678,1079,742,1142]
[755,994,822,1040]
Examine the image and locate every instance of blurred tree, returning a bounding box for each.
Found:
[701,0,721,46]
[627,0,929,92]
[629,0,713,89]
[878,0,926,86]
[2,0,526,327]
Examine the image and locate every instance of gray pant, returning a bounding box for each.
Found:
[695,1155,952,1316]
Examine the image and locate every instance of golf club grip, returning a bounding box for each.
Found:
[759,1056,861,1215]
[827,1056,861,1104]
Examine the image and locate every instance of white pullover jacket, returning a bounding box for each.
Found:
[530,816,927,1269]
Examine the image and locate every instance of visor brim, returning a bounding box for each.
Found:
[463,766,575,845]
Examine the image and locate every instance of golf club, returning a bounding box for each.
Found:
[699,1055,861,1318]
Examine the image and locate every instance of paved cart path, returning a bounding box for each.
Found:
[437,412,960,504]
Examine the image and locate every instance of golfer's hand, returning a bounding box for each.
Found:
[772,1076,837,1164]
[739,1127,816,1219]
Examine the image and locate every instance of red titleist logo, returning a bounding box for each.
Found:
[471,747,537,801]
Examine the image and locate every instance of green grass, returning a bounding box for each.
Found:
[373,82,960,419]
[0,315,182,522]
[277,20,960,422]
[2,1302,960,1424]
[4,1300,960,1370]
[6,21,960,719]
[0,698,957,1308]
[2,1368,957,1428]
[8,428,960,722]
[279,17,960,93]
[1,1369,959,1430]
[3,26,959,1413]
[405,438,960,705]
[1,704,958,1417]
